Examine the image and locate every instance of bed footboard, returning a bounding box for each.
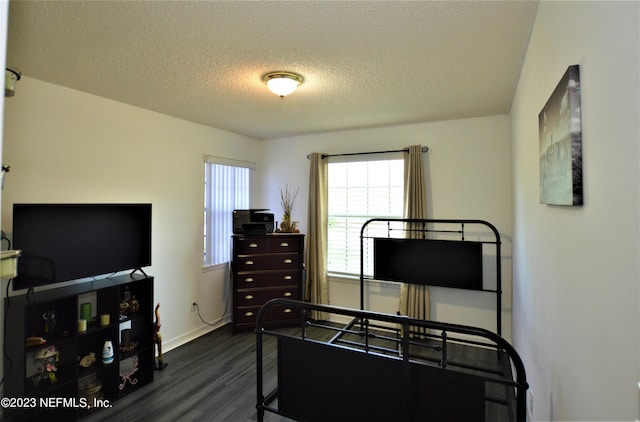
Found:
[256,299,528,422]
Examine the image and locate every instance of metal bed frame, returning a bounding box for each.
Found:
[256,300,528,421]
[255,218,528,421]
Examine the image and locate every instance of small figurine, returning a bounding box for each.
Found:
[32,345,59,386]
[42,309,57,334]
[119,300,129,320]
[130,296,140,314]
[153,302,167,370]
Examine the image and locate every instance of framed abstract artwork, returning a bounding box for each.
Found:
[539,64,583,206]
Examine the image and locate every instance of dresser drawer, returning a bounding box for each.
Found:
[235,285,300,307]
[268,236,301,253]
[234,237,268,254]
[234,270,299,289]
[235,304,300,326]
[235,252,299,271]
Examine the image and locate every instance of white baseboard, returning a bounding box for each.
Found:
[161,316,232,354]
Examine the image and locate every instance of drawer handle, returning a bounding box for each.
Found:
[249,243,258,248]
[245,294,254,300]
[284,275,292,280]
[245,277,254,283]
[244,311,254,317]
[283,308,292,313]
[283,292,292,297]
[245,260,254,265]
[283,259,292,264]
[280,242,289,247]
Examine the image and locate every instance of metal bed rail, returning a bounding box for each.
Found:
[256,299,528,422]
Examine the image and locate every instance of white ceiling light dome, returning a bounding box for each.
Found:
[263,71,303,98]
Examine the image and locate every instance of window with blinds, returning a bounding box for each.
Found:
[327,158,404,276]
[204,157,253,267]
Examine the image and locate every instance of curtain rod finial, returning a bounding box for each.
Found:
[421,146,429,153]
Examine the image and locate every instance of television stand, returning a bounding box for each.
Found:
[3,273,154,421]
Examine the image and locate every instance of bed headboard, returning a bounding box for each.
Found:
[360,218,502,335]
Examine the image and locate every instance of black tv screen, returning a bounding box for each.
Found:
[12,204,152,290]
[373,238,483,290]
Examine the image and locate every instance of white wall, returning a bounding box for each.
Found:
[1,77,263,351]
[511,1,639,420]
[260,115,514,338]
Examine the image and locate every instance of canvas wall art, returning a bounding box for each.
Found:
[539,64,583,206]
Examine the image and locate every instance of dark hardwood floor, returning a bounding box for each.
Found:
[84,323,289,422]
[84,322,517,422]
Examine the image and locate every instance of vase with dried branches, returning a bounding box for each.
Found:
[279,183,299,232]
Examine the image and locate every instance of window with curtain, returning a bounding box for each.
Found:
[327,158,404,276]
[203,157,253,267]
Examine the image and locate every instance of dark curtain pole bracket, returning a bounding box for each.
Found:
[307,146,429,160]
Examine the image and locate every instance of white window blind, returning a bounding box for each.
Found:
[327,158,404,276]
[204,157,253,266]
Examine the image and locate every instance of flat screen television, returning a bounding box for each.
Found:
[373,238,483,290]
[12,203,152,291]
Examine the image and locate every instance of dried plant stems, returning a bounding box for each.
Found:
[280,183,299,216]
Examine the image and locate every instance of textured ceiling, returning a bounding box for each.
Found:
[6,1,538,140]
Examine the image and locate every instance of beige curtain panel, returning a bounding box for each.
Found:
[305,153,330,321]
[399,145,430,332]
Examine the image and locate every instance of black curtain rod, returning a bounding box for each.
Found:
[307,146,429,160]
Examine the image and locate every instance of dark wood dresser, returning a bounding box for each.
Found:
[231,233,305,333]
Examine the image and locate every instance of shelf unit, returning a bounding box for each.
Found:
[3,273,154,421]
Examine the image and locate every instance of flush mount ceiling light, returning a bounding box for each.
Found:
[263,71,303,98]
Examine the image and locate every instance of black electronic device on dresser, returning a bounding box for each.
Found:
[231,233,305,333]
